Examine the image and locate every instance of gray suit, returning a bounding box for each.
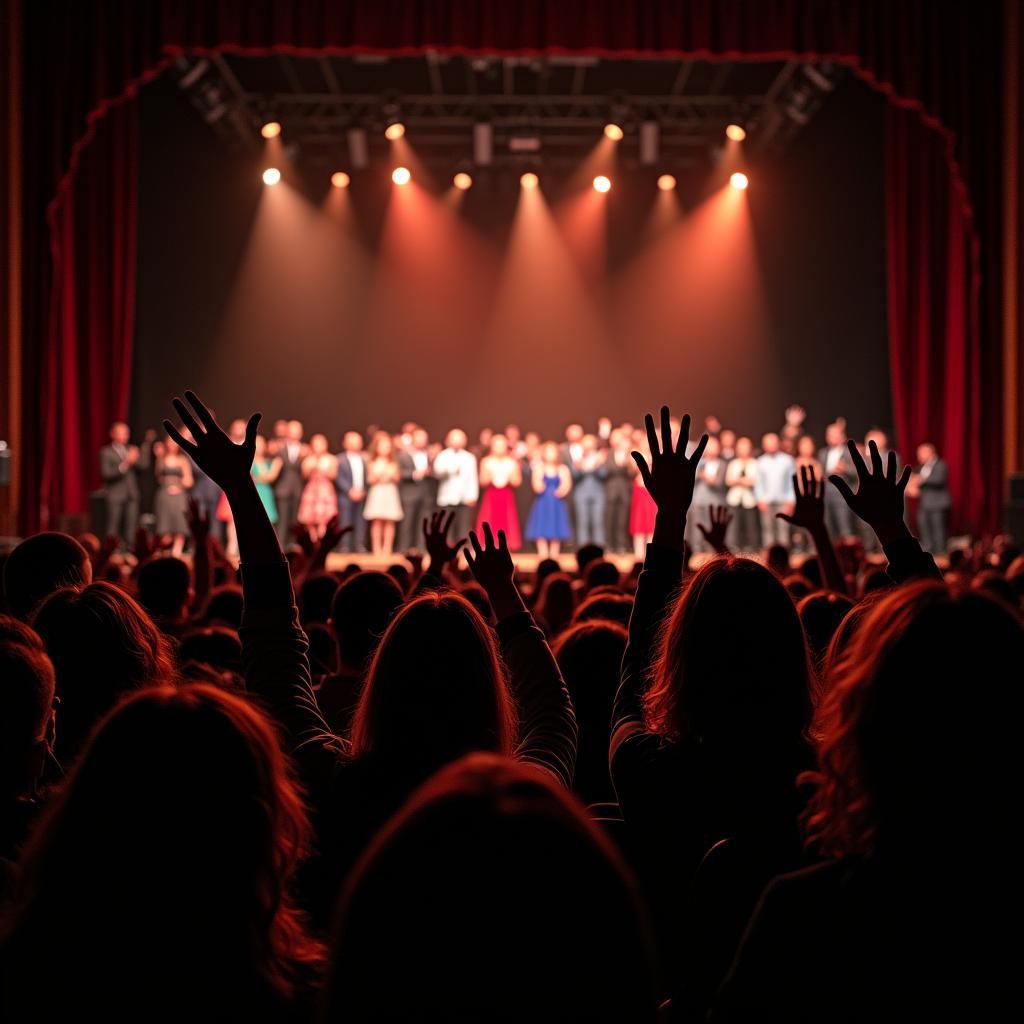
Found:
[100,443,139,541]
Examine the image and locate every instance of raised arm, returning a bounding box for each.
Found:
[163,391,343,776]
[829,439,941,583]
[466,523,576,788]
[776,466,847,595]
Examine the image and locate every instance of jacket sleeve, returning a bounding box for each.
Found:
[883,535,942,583]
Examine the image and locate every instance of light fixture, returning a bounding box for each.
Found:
[725,123,747,142]
[331,171,350,188]
[657,174,676,191]
[604,123,624,141]
[261,121,281,139]
[384,122,406,141]
[593,175,611,193]
[392,166,411,185]
[729,171,749,190]
[262,167,281,186]
[520,172,539,189]
[453,172,473,190]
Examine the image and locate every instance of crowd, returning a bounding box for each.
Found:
[98,404,954,562]
[2,390,1020,1021]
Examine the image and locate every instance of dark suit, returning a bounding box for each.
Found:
[274,440,305,542]
[336,452,369,552]
[916,457,951,553]
[99,443,139,541]
[819,445,857,537]
[604,452,633,554]
[397,450,431,551]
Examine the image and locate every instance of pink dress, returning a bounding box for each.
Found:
[630,477,657,536]
[298,460,339,528]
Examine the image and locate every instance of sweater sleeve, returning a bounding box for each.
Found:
[498,610,577,789]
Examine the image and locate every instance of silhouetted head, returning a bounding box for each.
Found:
[349,591,515,773]
[536,573,575,637]
[576,543,604,575]
[136,556,193,624]
[3,533,92,621]
[0,615,45,651]
[32,582,174,763]
[798,591,855,666]
[584,558,620,593]
[1,684,322,1015]
[646,557,812,754]
[807,582,1024,858]
[970,570,1018,609]
[176,625,243,679]
[0,642,56,798]
[325,754,657,1022]
[330,571,403,676]
[198,584,244,629]
[299,571,340,627]
[573,589,633,628]
[767,544,791,577]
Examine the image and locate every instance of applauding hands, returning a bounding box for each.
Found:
[776,465,826,534]
[423,511,466,574]
[829,439,911,547]
[465,522,524,621]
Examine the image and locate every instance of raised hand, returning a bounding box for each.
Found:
[187,497,210,544]
[829,439,910,546]
[777,465,826,534]
[631,405,708,551]
[289,521,317,560]
[697,505,733,554]
[423,510,465,573]
[163,390,260,494]
[465,522,523,620]
[312,515,351,570]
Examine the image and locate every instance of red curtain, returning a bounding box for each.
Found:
[18,0,1006,533]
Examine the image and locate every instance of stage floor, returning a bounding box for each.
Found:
[324,551,645,573]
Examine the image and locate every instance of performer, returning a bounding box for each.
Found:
[725,436,760,552]
[433,429,479,542]
[273,419,307,544]
[477,434,523,551]
[755,432,796,548]
[629,444,658,560]
[364,432,404,557]
[99,421,140,544]
[908,442,950,554]
[780,403,807,453]
[571,434,608,548]
[604,429,634,554]
[526,442,572,560]
[153,437,193,557]
[819,420,857,538]
[298,434,339,541]
[337,431,369,553]
[251,434,282,526]
[397,427,432,552]
[690,435,728,552]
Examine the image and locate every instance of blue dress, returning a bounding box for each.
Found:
[526,473,572,541]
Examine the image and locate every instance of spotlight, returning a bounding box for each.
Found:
[384,122,406,141]
[453,172,473,190]
[262,167,281,186]
[593,175,611,193]
[604,123,624,141]
[331,171,350,188]
[392,166,411,185]
[725,123,747,142]
[520,172,539,189]
[657,174,676,191]
[730,171,749,190]
[261,121,281,139]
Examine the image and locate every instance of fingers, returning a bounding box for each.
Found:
[498,529,508,551]
[244,412,262,447]
[847,439,868,482]
[469,530,483,557]
[659,405,672,456]
[791,472,801,499]
[644,413,660,459]
[678,414,691,459]
[690,433,709,464]
[775,512,794,524]
[163,420,196,455]
[171,398,203,441]
[442,510,455,537]
[421,516,430,540]
[482,521,495,550]
[868,439,883,477]
[697,524,710,539]
[886,450,897,484]
[829,473,855,507]
[183,390,216,432]
[631,451,653,492]
[896,464,911,494]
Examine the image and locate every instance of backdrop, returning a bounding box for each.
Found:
[18,0,1006,533]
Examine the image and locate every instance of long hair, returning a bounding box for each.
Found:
[1,684,322,1015]
[645,556,812,748]
[804,581,1024,858]
[349,590,516,769]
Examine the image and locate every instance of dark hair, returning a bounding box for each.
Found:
[385,563,410,594]
[575,543,605,574]
[783,574,814,601]
[299,571,340,627]
[805,582,1024,857]
[970,570,1019,610]
[136,556,192,620]
[177,625,243,677]
[585,558,621,593]
[0,643,56,791]
[32,582,174,763]
[325,753,657,1021]
[535,573,575,637]
[766,544,791,577]
[198,584,244,629]
[798,591,855,667]
[330,571,404,673]
[1,684,322,1015]
[0,615,46,651]
[572,589,633,628]
[3,533,91,621]
[304,622,337,677]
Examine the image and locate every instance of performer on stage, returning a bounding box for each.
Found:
[433,429,479,542]
[526,442,572,560]
[364,432,404,557]
[755,432,796,548]
[298,434,339,541]
[251,434,282,526]
[691,435,728,552]
[725,435,760,552]
[819,419,857,538]
[477,434,523,551]
[571,434,608,548]
[153,436,193,557]
[629,444,657,560]
[908,442,950,554]
[99,421,140,544]
[397,427,432,552]
[215,419,249,556]
[604,429,634,554]
[273,419,307,544]
[337,431,369,553]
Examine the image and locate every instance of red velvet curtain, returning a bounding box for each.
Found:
[18,0,1006,533]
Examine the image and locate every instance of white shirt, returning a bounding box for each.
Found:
[346,452,365,491]
[412,449,429,474]
[434,448,479,506]
[754,452,797,504]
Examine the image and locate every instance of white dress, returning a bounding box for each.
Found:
[364,460,404,521]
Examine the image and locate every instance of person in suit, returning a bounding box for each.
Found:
[755,432,796,548]
[908,442,951,554]
[818,420,857,538]
[397,427,432,552]
[99,422,140,544]
[604,429,634,554]
[571,434,608,549]
[690,435,728,552]
[337,431,369,553]
[273,419,307,544]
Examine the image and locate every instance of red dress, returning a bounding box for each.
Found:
[629,477,657,536]
[477,486,522,551]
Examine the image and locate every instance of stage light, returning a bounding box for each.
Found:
[385,122,406,141]
[725,123,747,142]
[261,121,281,139]
[453,172,473,190]
[604,123,624,141]
[331,171,350,188]
[262,167,281,186]
[392,166,411,185]
[593,175,611,193]
[730,171,749,190]
[657,174,676,191]
[520,172,539,189]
